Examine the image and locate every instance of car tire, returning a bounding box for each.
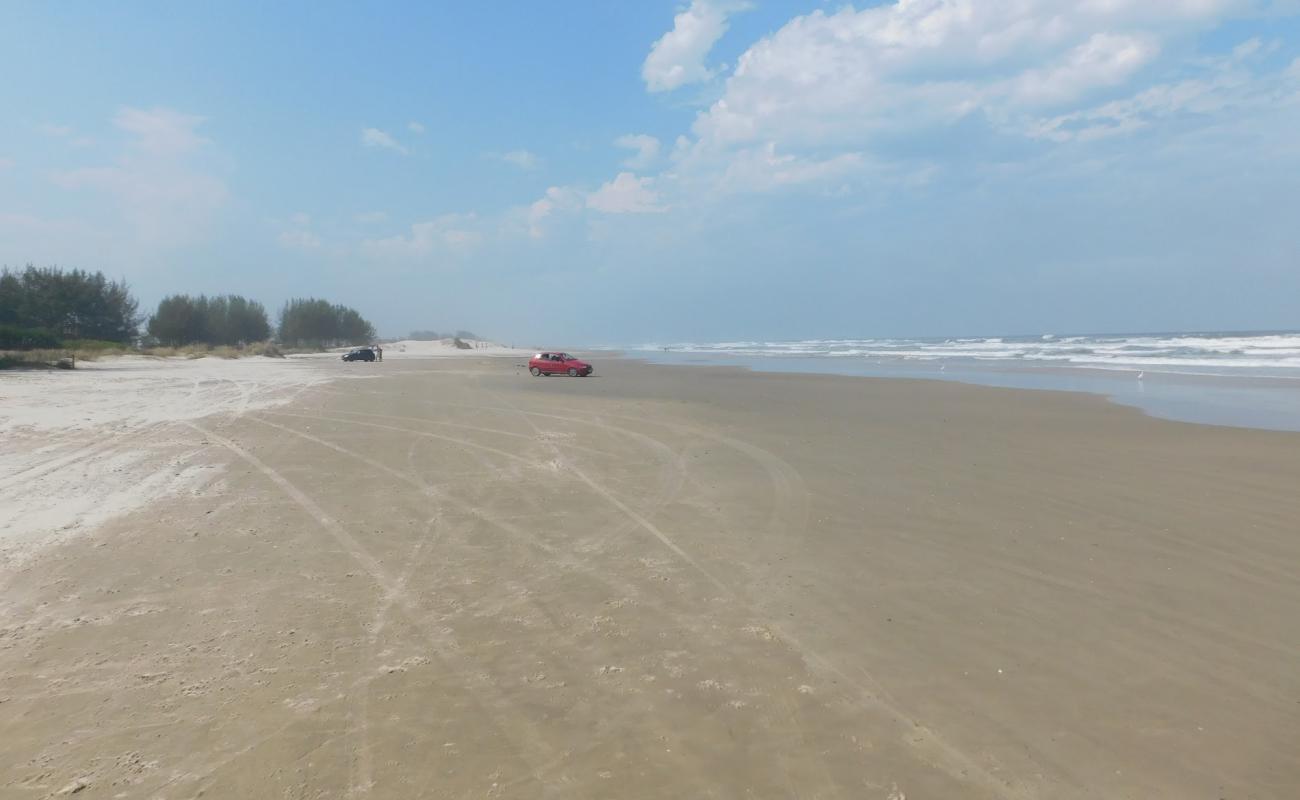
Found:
[530,366,541,376]
[568,368,579,377]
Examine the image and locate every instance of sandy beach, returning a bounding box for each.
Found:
[2,354,1298,798]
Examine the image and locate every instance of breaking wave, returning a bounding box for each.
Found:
[633,332,1300,376]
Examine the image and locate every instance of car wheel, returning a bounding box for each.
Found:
[568,368,579,377]
[530,366,541,376]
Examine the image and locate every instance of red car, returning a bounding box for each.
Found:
[529,352,593,377]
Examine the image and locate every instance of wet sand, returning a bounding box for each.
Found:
[2,356,1298,798]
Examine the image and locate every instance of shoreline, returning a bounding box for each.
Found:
[612,348,1300,433]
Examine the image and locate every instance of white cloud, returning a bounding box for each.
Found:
[586,172,668,214]
[336,3,1293,247]
[361,127,409,155]
[278,228,321,250]
[526,186,583,237]
[277,213,321,250]
[715,144,867,193]
[1232,37,1264,60]
[1007,33,1159,106]
[618,1,1300,210]
[408,121,426,134]
[688,1,1254,152]
[361,214,483,258]
[115,107,209,155]
[497,149,541,169]
[643,0,750,92]
[614,134,661,169]
[1030,77,1224,141]
[1028,40,1300,141]
[51,107,226,248]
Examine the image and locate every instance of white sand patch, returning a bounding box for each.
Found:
[0,355,337,435]
[0,447,221,568]
[0,355,345,559]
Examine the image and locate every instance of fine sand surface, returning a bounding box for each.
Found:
[1,356,1298,798]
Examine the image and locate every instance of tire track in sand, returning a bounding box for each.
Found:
[246,415,556,556]
[320,407,624,461]
[261,407,690,546]
[350,507,447,798]
[269,382,1027,797]
[242,413,744,792]
[338,391,802,543]
[262,410,537,467]
[478,394,1029,800]
[244,413,690,617]
[184,421,569,797]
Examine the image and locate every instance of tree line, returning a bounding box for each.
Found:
[277,298,376,347]
[1,264,376,351]
[1,265,139,347]
[148,294,272,346]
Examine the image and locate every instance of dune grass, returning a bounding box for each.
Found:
[0,339,127,366]
[0,350,78,369]
[0,340,299,369]
[138,341,289,359]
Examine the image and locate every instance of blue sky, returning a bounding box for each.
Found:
[2,1,1299,343]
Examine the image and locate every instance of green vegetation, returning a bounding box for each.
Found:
[0,265,140,345]
[146,294,272,347]
[278,298,376,348]
[0,324,63,349]
[1,265,373,368]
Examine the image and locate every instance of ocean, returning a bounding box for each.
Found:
[612,331,1300,432]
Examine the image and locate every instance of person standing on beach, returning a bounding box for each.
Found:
[376,344,383,361]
